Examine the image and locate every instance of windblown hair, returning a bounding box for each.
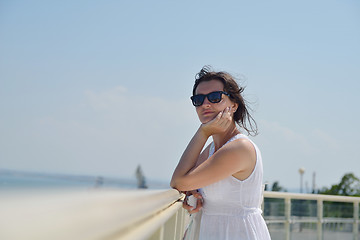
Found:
[193,66,258,136]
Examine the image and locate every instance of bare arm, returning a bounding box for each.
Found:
[171,138,255,191]
[171,107,256,191]
[170,127,209,190]
[170,108,231,190]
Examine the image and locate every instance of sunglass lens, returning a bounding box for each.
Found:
[191,95,204,106]
[208,92,222,103]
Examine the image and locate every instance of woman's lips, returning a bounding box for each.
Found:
[202,111,214,115]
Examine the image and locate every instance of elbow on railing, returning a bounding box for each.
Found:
[170,178,176,189]
[170,177,191,192]
[170,175,181,190]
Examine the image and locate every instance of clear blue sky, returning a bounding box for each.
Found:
[1,0,359,191]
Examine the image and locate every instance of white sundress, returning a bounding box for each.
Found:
[197,134,271,240]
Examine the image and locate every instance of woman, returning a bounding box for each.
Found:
[170,66,271,240]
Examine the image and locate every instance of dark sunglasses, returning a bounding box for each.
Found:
[190,91,230,107]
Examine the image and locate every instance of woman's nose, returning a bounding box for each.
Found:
[202,97,211,107]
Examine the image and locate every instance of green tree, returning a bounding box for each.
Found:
[271,181,287,192]
[319,173,360,218]
[319,173,360,196]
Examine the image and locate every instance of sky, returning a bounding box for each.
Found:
[1,0,359,191]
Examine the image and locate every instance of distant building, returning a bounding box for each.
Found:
[135,165,148,189]
[94,176,104,188]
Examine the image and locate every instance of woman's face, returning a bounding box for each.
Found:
[194,79,237,124]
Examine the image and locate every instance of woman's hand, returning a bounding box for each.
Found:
[183,190,203,214]
[200,107,233,137]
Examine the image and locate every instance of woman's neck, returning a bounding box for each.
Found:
[212,123,240,152]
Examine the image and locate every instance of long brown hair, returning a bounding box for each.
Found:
[193,66,258,136]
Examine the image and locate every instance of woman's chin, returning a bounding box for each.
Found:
[199,116,214,124]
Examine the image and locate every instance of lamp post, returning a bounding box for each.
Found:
[299,167,305,193]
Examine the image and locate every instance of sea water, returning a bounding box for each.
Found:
[0,169,164,191]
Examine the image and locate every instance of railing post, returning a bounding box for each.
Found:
[164,211,178,240]
[317,199,323,240]
[285,197,291,240]
[354,201,359,240]
[177,208,186,240]
[175,210,181,240]
[173,211,179,240]
[149,226,164,240]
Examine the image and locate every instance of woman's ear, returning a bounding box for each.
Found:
[232,103,238,113]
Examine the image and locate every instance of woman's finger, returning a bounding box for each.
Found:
[191,191,203,200]
[217,107,231,127]
[183,201,193,211]
[188,198,203,214]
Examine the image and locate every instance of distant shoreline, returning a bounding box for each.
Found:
[0,168,168,190]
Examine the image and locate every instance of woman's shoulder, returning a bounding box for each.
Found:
[220,135,257,165]
[225,135,258,180]
[224,134,255,153]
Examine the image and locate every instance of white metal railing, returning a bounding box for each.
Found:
[0,189,187,240]
[263,191,360,240]
[2,188,358,240]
